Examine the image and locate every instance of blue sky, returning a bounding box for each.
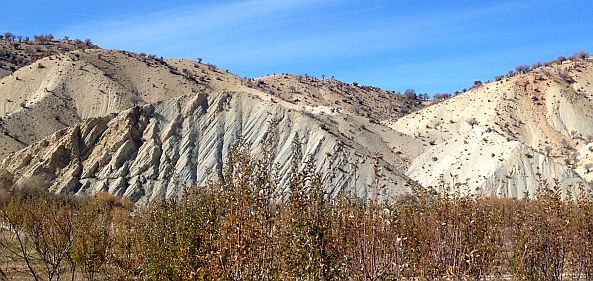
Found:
[2,0,593,94]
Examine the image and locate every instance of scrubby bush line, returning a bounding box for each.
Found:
[0,143,593,280]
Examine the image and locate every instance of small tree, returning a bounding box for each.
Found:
[515,65,530,74]
[71,199,112,281]
[418,93,430,100]
[3,32,14,41]
[403,89,417,100]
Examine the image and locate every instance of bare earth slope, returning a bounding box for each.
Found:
[389,57,593,197]
[0,49,204,158]
[1,91,421,205]
[3,44,592,202]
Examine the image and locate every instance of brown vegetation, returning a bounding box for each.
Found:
[0,141,592,280]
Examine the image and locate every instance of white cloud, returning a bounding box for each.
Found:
[60,0,338,49]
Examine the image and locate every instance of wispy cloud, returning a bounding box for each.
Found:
[195,0,532,64]
[61,0,522,52]
[60,0,337,50]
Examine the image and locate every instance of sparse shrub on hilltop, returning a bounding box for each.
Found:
[33,34,54,44]
[450,50,591,95]
[0,32,98,77]
[403,88,417,100]
[433,93,452,101]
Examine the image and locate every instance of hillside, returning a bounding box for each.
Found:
[0,36,97,78]
[1,90,422,204]
[0,49,204,159]
[388,57,593,196]
[0,47,432,203]
[256,74,426,123]
[166,60,427,123]
[0,42,592,202]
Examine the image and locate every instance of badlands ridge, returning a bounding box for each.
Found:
[0,38,592,203]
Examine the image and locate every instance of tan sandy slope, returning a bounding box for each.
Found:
[166,60,427,123]
[0,49,204,159]
[0,38,97,78]
[389,58,593,197]
[256,74,425,123]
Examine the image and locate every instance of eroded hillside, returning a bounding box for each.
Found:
[0,49,204,158]
[1,41,591,202]
[2,91,421,204]
[166,61,427,123]
[389,57,593,196]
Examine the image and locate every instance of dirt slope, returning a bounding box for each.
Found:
[256,74,425,123]
[166,61,426,123]
[0,49,204,159]
[4,43,591,201]
[389,57,593,196]
[1,90,421,204]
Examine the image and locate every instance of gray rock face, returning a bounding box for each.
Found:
[2,91,418,205]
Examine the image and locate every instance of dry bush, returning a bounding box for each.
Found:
[0,193,78,280]
[511,180,568,280]
[0,144,593,280]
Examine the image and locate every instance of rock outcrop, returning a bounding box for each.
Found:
[2,91,420,205]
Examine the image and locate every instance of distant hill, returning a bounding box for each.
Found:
[0,45,427,204]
